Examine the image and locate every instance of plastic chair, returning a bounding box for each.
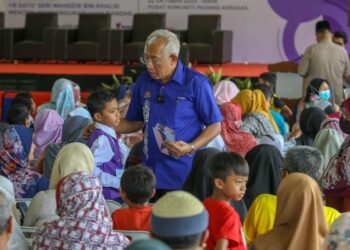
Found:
[106,200,122,213]
[20,226,38,245]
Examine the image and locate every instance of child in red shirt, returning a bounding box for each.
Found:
[112,165,156,231]
[203,152,249,250]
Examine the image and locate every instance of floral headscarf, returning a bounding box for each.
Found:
[32,172,129,249]
[220,102,256,156]
[0,126,45,198]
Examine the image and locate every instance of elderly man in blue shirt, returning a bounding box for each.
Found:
[117,29,222,195]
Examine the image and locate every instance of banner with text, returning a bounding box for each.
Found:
[3,0,349,63]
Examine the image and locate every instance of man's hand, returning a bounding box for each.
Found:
[163,140,193,158]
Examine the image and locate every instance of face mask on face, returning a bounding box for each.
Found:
[339,116,350,134]
[318,90,331,101]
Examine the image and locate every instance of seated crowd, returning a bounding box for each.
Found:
[1,28,350,250]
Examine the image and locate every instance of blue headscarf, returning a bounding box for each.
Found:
[39,78,75,119]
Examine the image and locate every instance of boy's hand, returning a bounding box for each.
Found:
[82,122,95,139]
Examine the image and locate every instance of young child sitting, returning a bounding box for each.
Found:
[87,90,123,201]
[204,152,249,250]
[112,165,155,231]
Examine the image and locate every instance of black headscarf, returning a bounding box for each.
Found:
[183,147,220,200]
[43,115,91,179]
[183,147,248,222]
[296,107,327,146]
[244,144,283,209]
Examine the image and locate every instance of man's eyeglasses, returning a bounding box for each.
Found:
[140,56,163,66]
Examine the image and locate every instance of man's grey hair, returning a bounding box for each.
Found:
[283,146,324,181]
[0,191,12,234]
[145,29,180,57]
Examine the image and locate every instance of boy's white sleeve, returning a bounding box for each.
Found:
[90,135,114,166]
[118,138,131,167]
[93,167,120,189]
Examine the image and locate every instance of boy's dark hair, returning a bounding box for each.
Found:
[87,90,116,117]
[155,233,202,249]
[334,31,348,44]
[121,165,156,204]
[316,20,331,33]
[7,104,29,125]
[11,96,32,112]
[259,72,276,88]
[209,152,249,181]
[253,83,273,101]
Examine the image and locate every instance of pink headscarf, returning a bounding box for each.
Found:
[214,80,239,105]
[220,102,257,156]
[33,109,63,159]
[32,172,129,249]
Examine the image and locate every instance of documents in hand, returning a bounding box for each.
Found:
[153,123,175,155]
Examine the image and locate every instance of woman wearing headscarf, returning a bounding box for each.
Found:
[38,78,76,119]
[296,78,337,121]
[213,80,239,105]
[244,144,282,209]
[320,117,347,139]
[295,107,327,146]
[0,176,30,250]
[244,146,340,245]
[183,148,247,222]
[0,126,48,198]
[323,97,350,212]
[71,81,85,107]
[314,129,344,169]
[251,173,328,250]
[32,172,130,249]
[42,115,91,179]
[183,148,220,201]
[23,143,94,227]
[233,89,279,138]
[220,102,256,156]
[33,109,63,159]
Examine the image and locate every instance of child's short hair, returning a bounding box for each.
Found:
[253,83,273,101]
[87,90,116,118]
[7,104,29,125]
[121,165,156,204]
[209,152,249,181]
[259,72,276,88]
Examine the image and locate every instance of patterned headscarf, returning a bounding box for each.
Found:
[39,78,75,119]
[233,89,279,133]
[323,136,350,191]
[320,118,347,139]
[32,172,129,250]
[0,126,43,198]
[213,80,239,105]
[33,109,63,159]
[326,213,350,250]
[314,129,344,170]
[220,102,256,156]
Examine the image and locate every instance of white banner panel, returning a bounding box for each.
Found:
[3,0,349,63]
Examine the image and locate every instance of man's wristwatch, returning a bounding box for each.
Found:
[187,143,196,156]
